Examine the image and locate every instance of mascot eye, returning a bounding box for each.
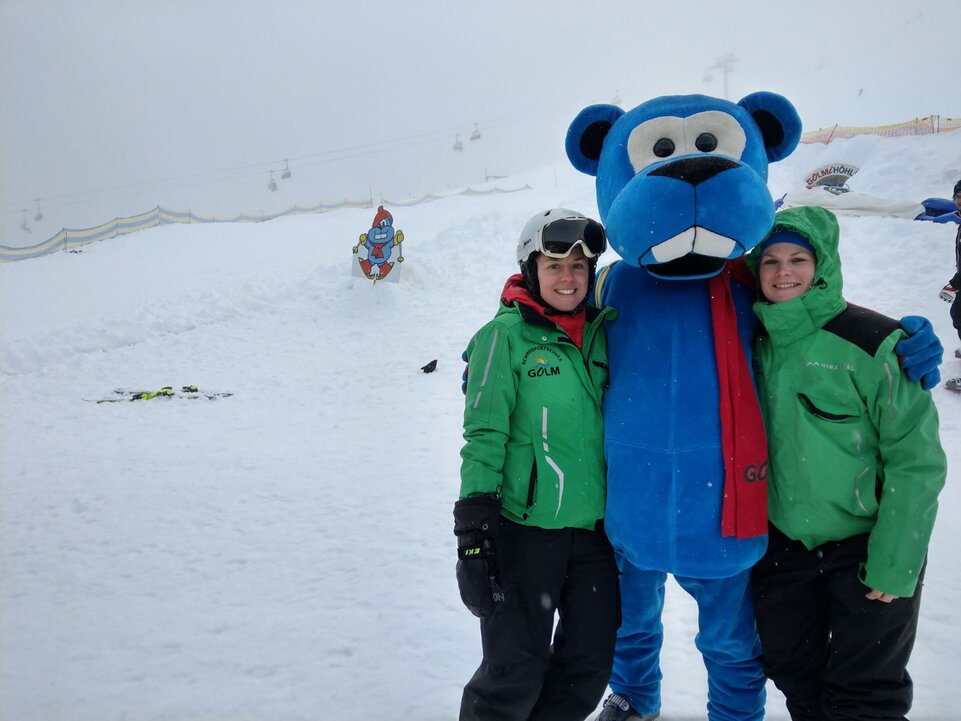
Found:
[695,133,718,152]
[653,138,675,158]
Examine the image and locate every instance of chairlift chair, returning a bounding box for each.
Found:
[453,135,464,152]
[281,158,291,180]
[34,199,43,221]
[268,171,278,192]
[470,123,481,141]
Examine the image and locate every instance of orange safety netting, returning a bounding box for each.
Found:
[801,115,960,144]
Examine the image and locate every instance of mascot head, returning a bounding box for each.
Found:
[566,92,801,280]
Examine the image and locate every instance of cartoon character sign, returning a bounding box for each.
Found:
[352,205,404,283]
[566,92,803,721]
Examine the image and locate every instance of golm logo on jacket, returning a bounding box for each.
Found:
[523,346,563,379]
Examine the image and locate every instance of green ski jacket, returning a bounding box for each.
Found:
[748,206,946,597]
[460,300,615,530]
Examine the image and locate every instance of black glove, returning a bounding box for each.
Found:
[453,493,504,618]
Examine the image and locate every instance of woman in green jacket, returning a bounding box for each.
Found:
[746,206,946,721]
[455,209,619,721]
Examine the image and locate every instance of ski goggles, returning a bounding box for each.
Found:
[536,217,607,259]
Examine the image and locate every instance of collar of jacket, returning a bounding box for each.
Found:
[504,302,614,362]
[515,301,606,329]
[753,285,847,347]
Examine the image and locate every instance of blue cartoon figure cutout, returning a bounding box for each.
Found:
[353,205,404,283]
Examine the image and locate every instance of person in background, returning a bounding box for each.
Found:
[747,206,946,721]
[455,209,620,721]
[939,179,961,390]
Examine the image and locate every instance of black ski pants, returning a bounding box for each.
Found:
[752,525,924,721]
[950,292,961,343]
[460,518,620,721]
[949,269,961,343]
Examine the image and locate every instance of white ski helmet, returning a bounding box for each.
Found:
[516,208,607,305]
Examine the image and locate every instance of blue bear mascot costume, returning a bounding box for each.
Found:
[566,93,942,721]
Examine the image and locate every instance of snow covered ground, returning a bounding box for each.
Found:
[2,128,959,721]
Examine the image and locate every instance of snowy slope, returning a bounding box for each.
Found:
[1,130,959,721]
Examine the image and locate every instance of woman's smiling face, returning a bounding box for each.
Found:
[535,246,590,312]
[758,242,816,303]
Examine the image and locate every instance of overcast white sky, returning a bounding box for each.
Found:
[2,0,959,246]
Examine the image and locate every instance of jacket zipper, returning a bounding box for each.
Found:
[525,461,537,513]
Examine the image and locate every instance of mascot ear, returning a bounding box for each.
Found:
[737,91,802,164]
[566,104,624,176]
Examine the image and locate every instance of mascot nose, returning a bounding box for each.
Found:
[650,156,739,186]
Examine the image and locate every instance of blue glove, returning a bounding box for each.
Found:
[896,315,943,391]
[461,350,469,395]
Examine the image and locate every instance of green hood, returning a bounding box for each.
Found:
[747,206,847,345]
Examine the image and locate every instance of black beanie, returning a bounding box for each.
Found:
[954,179,961,196]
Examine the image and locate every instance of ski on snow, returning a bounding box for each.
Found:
[84,385,233,403]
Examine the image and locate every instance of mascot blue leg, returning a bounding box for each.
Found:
[675,571,766,721]
[611,563,766,721]
[608,563,666,715]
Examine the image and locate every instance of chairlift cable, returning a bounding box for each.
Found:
[1,102,570,213]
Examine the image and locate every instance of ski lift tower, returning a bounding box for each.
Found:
[703,53,739,100]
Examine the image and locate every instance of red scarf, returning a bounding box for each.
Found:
[708,261,768,539]
[501,274,586,348]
